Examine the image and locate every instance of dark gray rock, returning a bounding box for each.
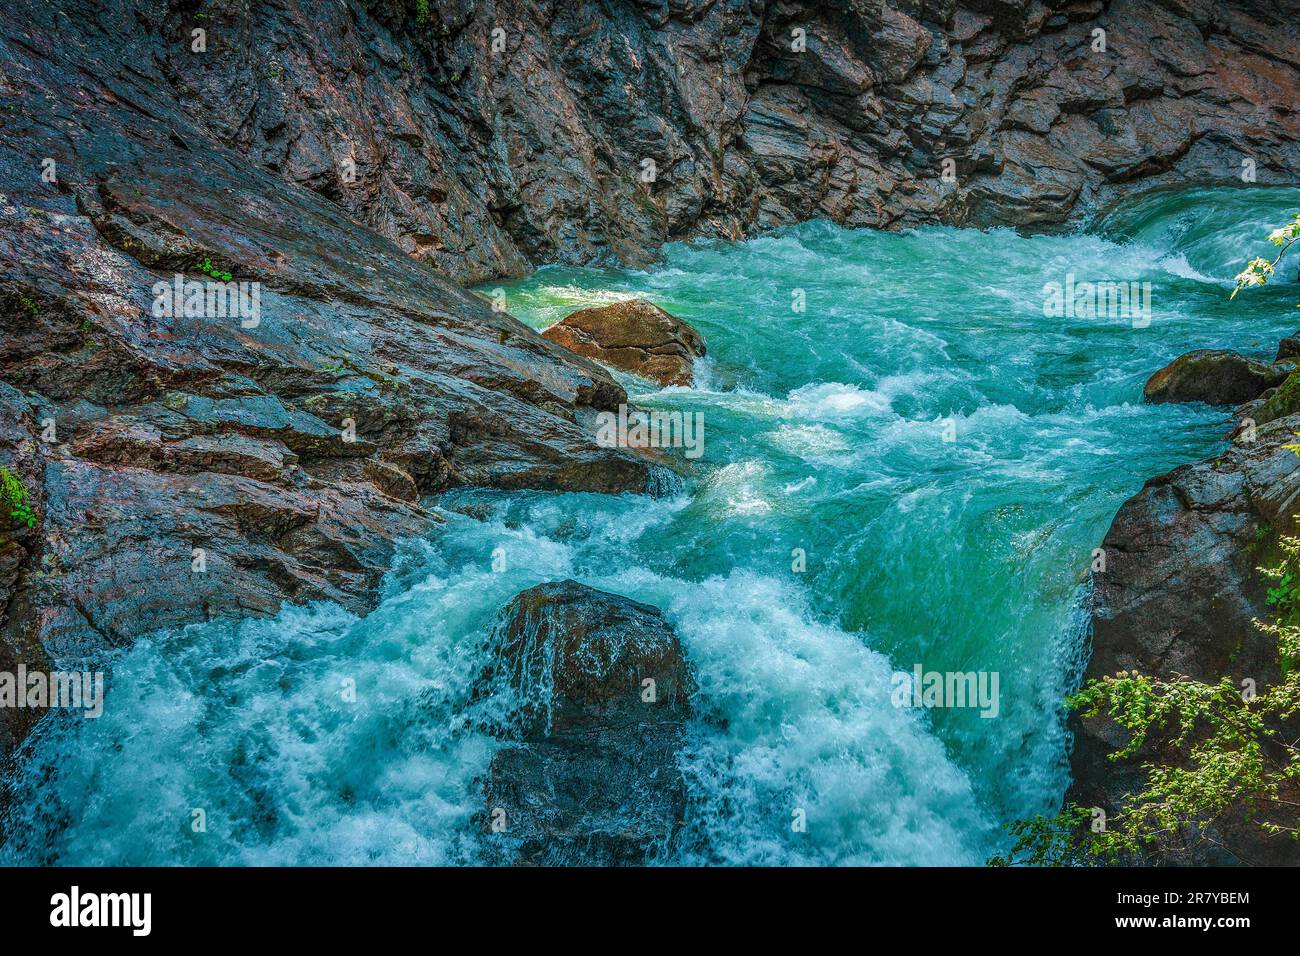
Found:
[477,581,695,865]
[1071,392,1300,864]
[1143,349,1287,406]
[1276,332,1300,362]
[0,5,673,765]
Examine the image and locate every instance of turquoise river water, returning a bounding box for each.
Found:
[4,186,1300,865]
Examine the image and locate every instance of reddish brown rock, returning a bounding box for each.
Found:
[543,300,706,388]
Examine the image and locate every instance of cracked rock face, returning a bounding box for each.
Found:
[542,298,707,387]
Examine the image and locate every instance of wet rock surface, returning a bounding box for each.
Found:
[0,2,670,757]
[1143,349,1288,406]
[543,299,707,387]
[477,580,696,865]
[1073,356,1300,864]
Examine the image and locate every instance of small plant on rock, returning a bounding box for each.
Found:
[0,466,37,529]
[196,255,233,282]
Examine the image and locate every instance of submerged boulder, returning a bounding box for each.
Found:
[478,580,696,865]
[1143,349,1286,406]
[542,299,706,388]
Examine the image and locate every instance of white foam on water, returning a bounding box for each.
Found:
[0,502,997,867]
[786,381,892,420]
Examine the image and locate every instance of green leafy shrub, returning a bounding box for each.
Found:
[992,532,1300,865]
[0,466,37,528]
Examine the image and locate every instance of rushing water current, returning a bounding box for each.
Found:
[5,187,1300,865]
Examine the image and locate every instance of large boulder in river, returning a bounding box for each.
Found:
[1143,350,1286,406]
[478,580,696,865]
[542,300,706,388]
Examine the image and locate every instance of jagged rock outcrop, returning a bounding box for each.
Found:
[477,580,696,865]
[1072,361,1300,865]
[1143,349,1287,406]
[6,0,1294,288]
[542,299,707,387]
[0,2,675,760]
[1276,332,1300,362]
[0,166,659,658]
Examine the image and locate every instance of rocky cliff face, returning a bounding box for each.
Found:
[45,0,1293,287]
[0,0,678,760]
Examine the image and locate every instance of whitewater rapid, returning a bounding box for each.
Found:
[5,186,1300,865]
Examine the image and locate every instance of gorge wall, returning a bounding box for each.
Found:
[102,0,1300,286]
[1070,350,1300,865]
